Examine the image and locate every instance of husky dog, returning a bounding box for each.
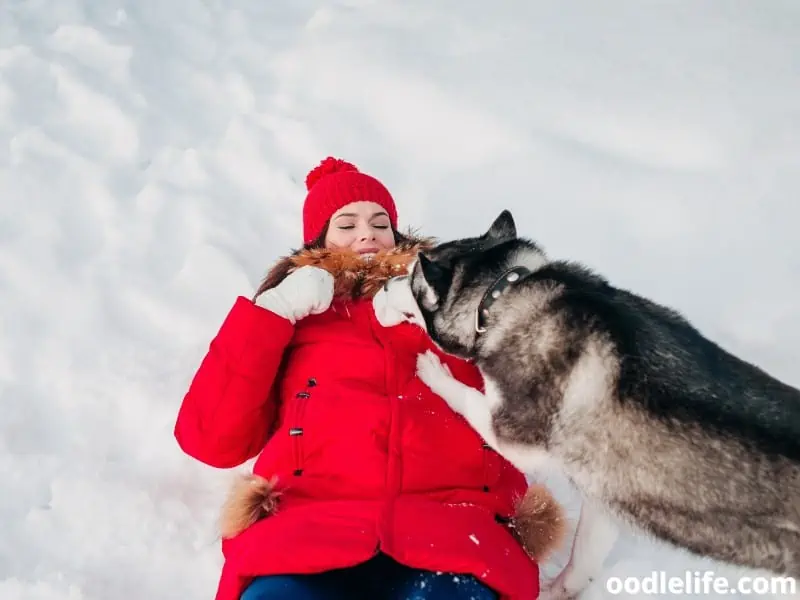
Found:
[377,210,800,599]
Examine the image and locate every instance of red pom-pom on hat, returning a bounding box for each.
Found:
[305,157,360,191]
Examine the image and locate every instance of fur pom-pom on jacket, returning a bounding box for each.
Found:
[221,473,566,563]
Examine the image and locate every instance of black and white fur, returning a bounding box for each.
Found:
[382,210,800,599]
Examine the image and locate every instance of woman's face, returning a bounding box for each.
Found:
[324,201,396,257]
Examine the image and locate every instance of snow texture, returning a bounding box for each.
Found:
[1,1,799,599]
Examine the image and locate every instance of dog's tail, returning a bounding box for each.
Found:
[512,483,568,562]
[219,473,281,539]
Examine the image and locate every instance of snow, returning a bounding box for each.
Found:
[1,1,799,599]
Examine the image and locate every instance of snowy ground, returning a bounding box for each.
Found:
[1,1,799,599]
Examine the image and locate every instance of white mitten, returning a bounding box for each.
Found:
[256,266,334,324]
[372,276,423,328]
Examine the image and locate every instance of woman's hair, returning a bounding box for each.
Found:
[253,221,415,298]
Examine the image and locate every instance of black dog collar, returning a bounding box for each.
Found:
[475,266,531,334]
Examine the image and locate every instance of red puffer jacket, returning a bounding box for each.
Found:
[174,241,562,600]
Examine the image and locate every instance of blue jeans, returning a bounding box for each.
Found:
[240,553,498,600]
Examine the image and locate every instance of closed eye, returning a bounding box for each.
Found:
[337,225,389,230]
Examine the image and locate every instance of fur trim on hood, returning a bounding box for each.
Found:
[220,475,567,562]
[254,231,435,302]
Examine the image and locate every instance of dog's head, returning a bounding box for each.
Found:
[383,210,547,358]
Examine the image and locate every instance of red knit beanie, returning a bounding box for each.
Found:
[302,157,398,244]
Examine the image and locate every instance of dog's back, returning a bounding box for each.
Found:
[605,279,800,461]
[537,259,800,574]
[534,259,800,458]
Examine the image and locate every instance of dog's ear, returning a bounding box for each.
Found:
[486,210,516,241]
[415,253,452,307]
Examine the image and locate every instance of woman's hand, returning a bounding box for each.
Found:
[255,266,334,324]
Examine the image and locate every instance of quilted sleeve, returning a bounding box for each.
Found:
[174,296,295,468]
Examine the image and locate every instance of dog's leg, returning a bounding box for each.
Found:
[416,351,500,450]
[540,500,619,600]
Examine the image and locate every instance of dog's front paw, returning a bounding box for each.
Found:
[416,351,463,413]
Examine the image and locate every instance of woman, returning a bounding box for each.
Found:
[174,157,565,600]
